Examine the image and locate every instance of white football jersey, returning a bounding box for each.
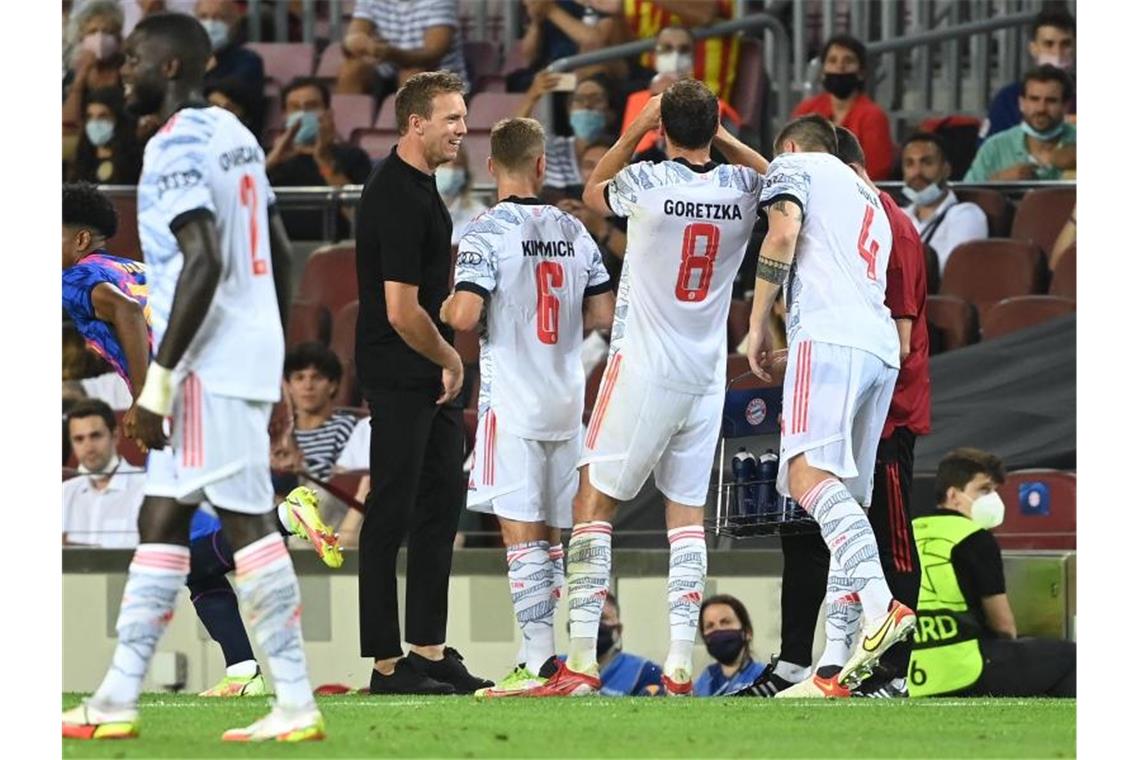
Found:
[760,152,900,368]
[455,199,611,440]
[607,159,761,394]
[138,106,284,401]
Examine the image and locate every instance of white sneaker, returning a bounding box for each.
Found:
[838,600,917,689]
[221,704,326,742]
[62,699,139,740]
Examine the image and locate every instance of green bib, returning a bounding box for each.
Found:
[908,514,986,697]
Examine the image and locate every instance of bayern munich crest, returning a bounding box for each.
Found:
[745,397,767,426]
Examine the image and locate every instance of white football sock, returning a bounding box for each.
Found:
[506,540,555,675]
[663,525,707,681]
[565,521,612,674]
[819,548,863,671]
[225,659,259,678]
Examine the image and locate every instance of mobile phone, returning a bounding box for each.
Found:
[552,73,577,92]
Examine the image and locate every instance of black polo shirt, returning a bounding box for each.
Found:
[355,146,454,393]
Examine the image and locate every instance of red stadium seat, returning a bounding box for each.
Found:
[940,239,1047,316]
[1049,244,1076,300]
[466,93,527,130]
[1010,187,1076,254]
[314,42,346,80]
[246,43,315,87]
[351,127,397,160]
[953,187,1013,238]
[329,301,360,407]
[374,95,399,130]
[298,244,358,347]
[326,469,367,508]
[993,469,1076,551]
[286,298,325,347]
[726,299,750,353]
[729,37,765,134]
[980,295,1075,341]
[925,295,978,352]
[463,40,501,93]
[330,93,376,140]
[104,193,142,261]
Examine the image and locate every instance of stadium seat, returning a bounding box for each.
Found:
[329,300,360,407]
[454,328,480,366]
[726,299,750,353]
[330,93,376,139]
[314,42,346,80]
[993,469,1076,551]
[729,37,765,134]
[918,115,981,180]
[298,244,359,340]
[953,187,1013,237]
[980,295,1075,341]
[925,294,978,352]
[466,92,527,130]
[940,239,1047,315]
[262,83,284,132]
[923,243,941,294]
[463,132,494,184]
[246,42,315,87]
[104,193,142,261]
[374,95,399,130]
[1049,244,1076,300]
[1010,187,1076,253]
[463,40,501,93]
[351,127,397,160]
[502,42,529,76]
[326,469,367,507]
[286,298,324,346]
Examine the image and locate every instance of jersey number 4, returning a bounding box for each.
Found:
[675,222,721,302]
[536,260,564,345]
[857,204,880,280]
[240,174,268,276]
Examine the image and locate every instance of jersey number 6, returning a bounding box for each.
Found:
[536,260,564,345]
[675,222,721,302]
[239,174,268,276]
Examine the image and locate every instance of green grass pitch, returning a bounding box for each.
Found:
[62,694,1075,758]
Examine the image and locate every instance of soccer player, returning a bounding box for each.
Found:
[526,80,769,697]
[745,114,916,698]
[440,117,615,696]
[62,14,328,742]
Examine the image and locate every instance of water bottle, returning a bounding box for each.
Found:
[756,450,779,518]
[731,448,757,521]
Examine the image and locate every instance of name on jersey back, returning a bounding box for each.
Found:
[522,240,576,258]
[662,199,743,220]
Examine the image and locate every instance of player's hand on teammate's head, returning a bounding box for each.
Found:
[629,94,663,137]
[131,407,169,452]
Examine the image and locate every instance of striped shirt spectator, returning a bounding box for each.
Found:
[544,135,582,188]
[349,0,468,91]
[294,409,361,480]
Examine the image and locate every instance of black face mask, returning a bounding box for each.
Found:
[822,72,863,99]
[597,624,618,659]
[705,629,747,665]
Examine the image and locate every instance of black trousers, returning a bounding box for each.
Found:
[359,387,465,659]
[779,428,921,678]
[950,638,1076,697]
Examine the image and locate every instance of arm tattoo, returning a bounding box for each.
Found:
[756,255,790,285]
[769,200,803,221]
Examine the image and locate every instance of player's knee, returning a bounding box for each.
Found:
[216,509,281,552]
[136,498,194,545]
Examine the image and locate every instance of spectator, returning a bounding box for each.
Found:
[63,0,125,130]
[620,25,742,158]
[281,342,365,483]
[792,34,894,180]
[695,594,765,696]
[909,448,1076,698]
[964,66,1076,182]
[69,87,142,184]
[63,399,144,549]
[899,132,989,273]
[513,0,625,89]
[205,77,263,137]
[337,0,468,98]
[196,0,265,95]
[266,78,374,241]
[435,145,488,246]
[979,9,1075,144]
[519,75,619,192]
[616,0,738,98]
[590,592,665,696]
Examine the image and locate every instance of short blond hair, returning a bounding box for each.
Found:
[394,71,465,135]
[490,117,546,173]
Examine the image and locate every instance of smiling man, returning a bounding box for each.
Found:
[354,70,492,696]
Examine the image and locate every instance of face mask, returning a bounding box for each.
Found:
[85,118,115,147]
[822,72,862,99]
[1035,52,1074,71]
[435,167,465,197]
[705,629,747,665]
[1020,119,1065,142]
[82,31,119,61]
[200,18,231,51]
[655,51,694,76]
[569,109,606,141]
[286,110,321,145]
[596,624,620,659]
[969,491,1006,530]
[902,182,945,207]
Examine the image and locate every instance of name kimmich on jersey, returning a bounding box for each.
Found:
[137,106,285,401]
[759,152,900,368]
[606,160,761,394]
[454,201,610,440]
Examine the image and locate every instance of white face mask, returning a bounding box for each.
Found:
[1035,52,1074,71]
[435,167,465,197]
[969,491,1006,530]
[902,182,945,207]
[655,51,693,76]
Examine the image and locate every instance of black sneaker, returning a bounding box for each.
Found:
[732,658,798,697]
[369,658,456,695]
[852,674,909,698]
[406,647,494,694]
[538,656,560,679]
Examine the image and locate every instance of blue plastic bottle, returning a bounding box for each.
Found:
[731,448,758,520]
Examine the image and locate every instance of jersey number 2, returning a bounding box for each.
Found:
[240,174,268,276]
[857,204,880,280]
[675,222,721,302]
[536,261,564,345]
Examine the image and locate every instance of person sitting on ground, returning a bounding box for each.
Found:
[266,78,374,241]
[909,447,1076,698]
[694,594,766,696]
[964,65,1076,182]
[68,86,142,185]
[792,33,894,180]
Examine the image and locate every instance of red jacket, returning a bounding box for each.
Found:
[793,93,895,180]
[878,191,931,437]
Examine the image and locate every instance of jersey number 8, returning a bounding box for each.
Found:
[675,222,721,302]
